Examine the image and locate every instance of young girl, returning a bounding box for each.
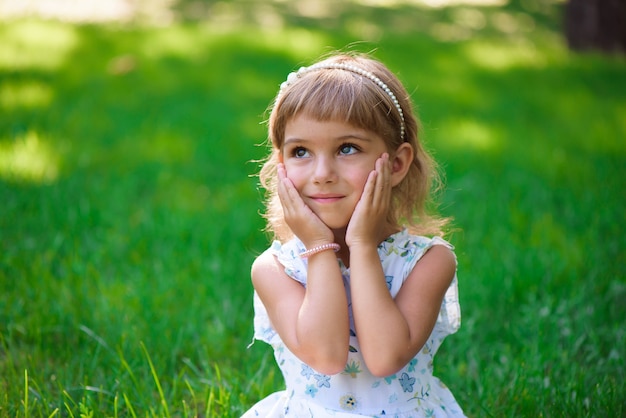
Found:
[243,53,465,417]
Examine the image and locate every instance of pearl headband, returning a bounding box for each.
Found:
[278,62,406,141]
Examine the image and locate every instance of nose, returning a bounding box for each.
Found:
[312,156,337,184]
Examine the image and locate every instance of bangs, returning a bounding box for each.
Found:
[271,70,398,146]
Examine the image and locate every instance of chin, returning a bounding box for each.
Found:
[314,210,352,232]
[321,219,350,231]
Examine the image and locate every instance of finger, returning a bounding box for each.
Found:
[277,165,290,200]
[284,180,303,208]
[380,153,392,202]
[360,169,378,207]
[371,153,389,204]
[277,171,312,222]
[277,170,297,212]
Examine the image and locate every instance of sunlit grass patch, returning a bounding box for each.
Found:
[0,81,54,109]
[0,131,59,182]
[463,38,559,70]
[0,20,79,71]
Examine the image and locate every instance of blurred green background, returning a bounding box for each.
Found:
[1,0,624,416]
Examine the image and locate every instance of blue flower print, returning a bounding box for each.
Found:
[261,327,275,341]
[407,358,418,372]
[384,374,397,384]
[301,364,315,379]
[399,372,416,393]
[314,374,331,388]
[385,275,393,290]
[304,384,318,398]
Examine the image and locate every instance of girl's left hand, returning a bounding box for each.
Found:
[346,153,392,248]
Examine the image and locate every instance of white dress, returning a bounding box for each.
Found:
[243,230,465,417]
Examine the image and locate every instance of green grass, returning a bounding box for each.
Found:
[1,1,625,416]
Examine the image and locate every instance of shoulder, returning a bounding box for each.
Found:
[251,248,281,286]
[408,233,454,266]
[399,235,456,301]
[252,248,276,272]
[406,233,456,279]
[418,243,456,279]
[251,239,308,287]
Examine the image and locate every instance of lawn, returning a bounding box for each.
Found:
[1,1,625,416]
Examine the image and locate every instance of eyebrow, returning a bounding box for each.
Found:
[283,134,373,146]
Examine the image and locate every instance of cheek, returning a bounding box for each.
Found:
[283,163,306,190]
[347,167,373,193]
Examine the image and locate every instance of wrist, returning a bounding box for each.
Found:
[299,243,340,259]
[347,241,379,257]
[301,235,335,250]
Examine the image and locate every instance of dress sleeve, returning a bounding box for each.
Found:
[252,290,278,345]
[269,239,308,285]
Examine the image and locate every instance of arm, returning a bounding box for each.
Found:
[348,244,456,377]
[252,249,350,375]
[345,152,455,376]
[256,163,349,373]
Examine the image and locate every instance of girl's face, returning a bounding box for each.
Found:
[280,114,390,231]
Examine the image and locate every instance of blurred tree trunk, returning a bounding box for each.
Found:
[565,0,626,53]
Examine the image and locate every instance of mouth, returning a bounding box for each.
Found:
[308,194,344,204]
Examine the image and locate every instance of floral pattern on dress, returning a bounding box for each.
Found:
[339,394,358,411]
[342,360,362,378]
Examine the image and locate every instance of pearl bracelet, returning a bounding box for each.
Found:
[299,243,341,258]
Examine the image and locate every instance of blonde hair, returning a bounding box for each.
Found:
[258,53,448,241]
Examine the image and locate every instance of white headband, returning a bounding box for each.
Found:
[278,62,406,141]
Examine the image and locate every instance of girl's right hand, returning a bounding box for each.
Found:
[277,163,334,248]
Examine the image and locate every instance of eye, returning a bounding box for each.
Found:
[339,143,359,155]
[292,146,309,158]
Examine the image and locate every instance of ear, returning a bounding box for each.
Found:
[390,142,414,187]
